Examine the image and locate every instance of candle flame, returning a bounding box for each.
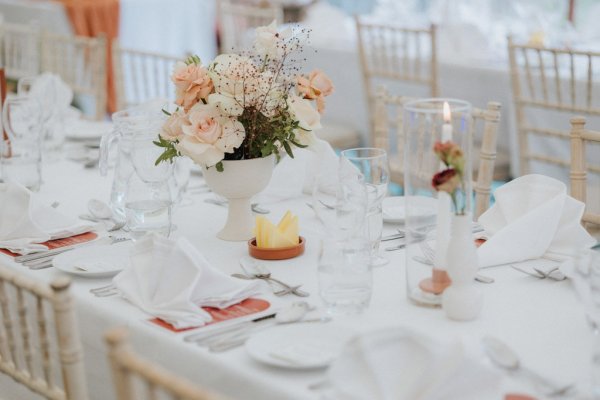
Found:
[443,101,451,123]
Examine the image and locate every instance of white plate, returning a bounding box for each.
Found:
[65,120,113,141]
[382,196,437,224]
[245,324,353,370]
[53,241,132,278]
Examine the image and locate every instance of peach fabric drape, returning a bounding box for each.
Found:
[57,0,119,113]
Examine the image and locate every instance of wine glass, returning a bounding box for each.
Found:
[1,96,43,191]
[340,148,390,267]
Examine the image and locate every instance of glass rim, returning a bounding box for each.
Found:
[340,147,387,160]
[403,98,472,114]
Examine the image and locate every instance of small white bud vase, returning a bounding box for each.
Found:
[442,214,483,321]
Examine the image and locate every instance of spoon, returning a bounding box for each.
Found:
[231,274,303,296]
[239,257,310,297]
[482,336,575,397]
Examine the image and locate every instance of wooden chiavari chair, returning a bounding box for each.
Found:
[374,87,501,219]
[569,116,600,233]
[0,21,40,82]
[356,17,438,144]
[105,327,227,400]
[218,0,283,53]
[41,32,106,120]
[113,41,182,110]
[508,37,600,176]
[0,267,88,400]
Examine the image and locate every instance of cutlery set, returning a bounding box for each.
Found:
[15,237,129,270]
[510,265,566,281]
[183,301,330,352]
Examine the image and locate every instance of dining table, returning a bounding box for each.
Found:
[0,147,595,400]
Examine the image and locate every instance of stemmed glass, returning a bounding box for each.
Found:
[1,96,43,191]
[125,132,174,239]
[340,148,390,267]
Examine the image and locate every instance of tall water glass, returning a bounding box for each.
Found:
[125,132,174,239]
[340,148,390,267]
[17,76,65,155]
[318,236,372,315]
[1,97,43,191]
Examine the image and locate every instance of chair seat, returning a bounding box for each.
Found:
[317,123,362,150]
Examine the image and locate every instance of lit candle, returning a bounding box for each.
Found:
[434,101,452,270]
[441,101,452,142]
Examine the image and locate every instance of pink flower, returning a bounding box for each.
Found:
[432,168,460,193]
[296,69,334,113]
[182,104,221,144]
[176,103,246,167]
[171,61,214,111]
[160,110,189,141]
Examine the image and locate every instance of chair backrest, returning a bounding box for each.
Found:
[569,116,600,228]
[0,21,41,81]
[507,37,600,176]
[41,31,106,120]
[218,0,283,53]
[0,267,87,400]
[112,41,182,110]
[105,327,226,400]
[374,87,501,219]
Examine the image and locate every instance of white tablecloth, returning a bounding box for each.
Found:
[0,157,594,399]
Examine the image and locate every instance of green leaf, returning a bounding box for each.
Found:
[216,161,224,172]
[282,141,294,158]
[161,108,172,116]
[290,139,307,148]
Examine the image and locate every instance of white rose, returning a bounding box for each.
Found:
[287,95,322,131]
[254,21,295,58]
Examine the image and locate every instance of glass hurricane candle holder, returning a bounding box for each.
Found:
[402,98,473,307]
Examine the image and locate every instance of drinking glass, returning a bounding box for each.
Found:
[340,148,390,267]
[17,75,65,155]
[1,96,43,191]
[572,248,600,398]
[125,132,174,239]
[318,236,372,315]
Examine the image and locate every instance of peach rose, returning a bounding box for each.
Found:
[160,110,189,141]
[171,61,214,111]
[296,69,334,113]
[176,103,245,167]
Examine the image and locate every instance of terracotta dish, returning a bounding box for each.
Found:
[248,237,305,260]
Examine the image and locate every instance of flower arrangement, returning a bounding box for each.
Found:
[431,141,466,214]
[154,22,333,171]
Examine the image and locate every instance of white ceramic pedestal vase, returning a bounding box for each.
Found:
[442,214,483,321]
[203,155,275,241]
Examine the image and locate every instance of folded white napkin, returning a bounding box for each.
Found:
[477,174,596,268]
[113,234,262,329]
[328,327,501,400]
[258,139,339,204]
[0,182,94,254]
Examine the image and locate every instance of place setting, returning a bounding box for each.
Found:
[1,2,600,400]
